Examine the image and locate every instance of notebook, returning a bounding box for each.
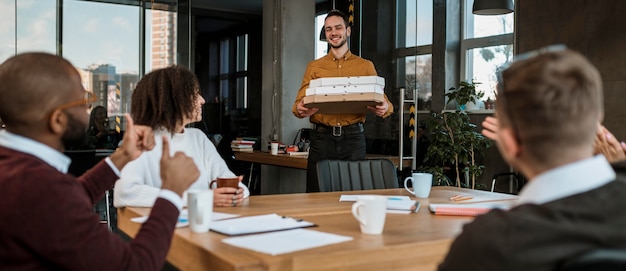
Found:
[428,201,515,217]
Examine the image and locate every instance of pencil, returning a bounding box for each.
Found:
[452,196,473,202]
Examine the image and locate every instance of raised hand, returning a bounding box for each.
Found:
[159,135,199,196]
[109,114,155,170]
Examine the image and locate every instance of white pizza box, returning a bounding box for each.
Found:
[305,84,384,96]
[309,76,385,88]
[303,93,385,114]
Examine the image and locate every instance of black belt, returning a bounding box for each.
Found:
[314,123,363,136]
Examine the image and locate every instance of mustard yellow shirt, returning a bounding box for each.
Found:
[292,51,394,127]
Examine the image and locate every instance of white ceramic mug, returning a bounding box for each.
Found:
[351,195,387,235]
[404,173,433,198]
[270,142,279,155]
[187,190,213,233]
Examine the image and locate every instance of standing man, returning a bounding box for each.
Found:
[439,48,626,270]
[0,52,200,270]
[293,9,394,192]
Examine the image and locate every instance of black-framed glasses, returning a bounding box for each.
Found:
[496,44,568,138]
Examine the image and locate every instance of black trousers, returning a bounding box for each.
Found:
[306,123,366,192]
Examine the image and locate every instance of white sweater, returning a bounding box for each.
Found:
[114,128,250,207]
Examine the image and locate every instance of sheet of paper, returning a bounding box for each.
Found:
[130,211,240,228]
[222,228,353,255]
[210,213,315,236]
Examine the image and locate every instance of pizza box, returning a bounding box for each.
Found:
[305,84,384,96]
[309,76,385,88]
[303,93,385,114]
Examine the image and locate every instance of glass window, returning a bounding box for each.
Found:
[315,13,327,59]
[464,0,514,39]
[145,7,178,72]
[461,0,514,103]
[395,0,432,111]
[236,34,247,72]
[398,0,432,48]
[0,0,57,63]
[63,0,140,130]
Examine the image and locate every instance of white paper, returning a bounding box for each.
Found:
[222,229,353,255]
[210,213,315,236]
[130,211,240,228]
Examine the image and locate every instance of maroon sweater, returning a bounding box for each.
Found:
[0,146,179,270]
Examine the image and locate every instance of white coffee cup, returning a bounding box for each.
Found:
[270,142,279,155]
[187,190,213,233]
[404,173,433,198]
[351,195,387,235]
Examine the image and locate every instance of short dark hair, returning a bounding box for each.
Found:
[325,9,349,27]
[131,66,200,133]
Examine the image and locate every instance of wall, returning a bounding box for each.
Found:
[517,0,626,139]
[260,0,315,194]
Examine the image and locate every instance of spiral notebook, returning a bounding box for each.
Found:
[210,213,316,236]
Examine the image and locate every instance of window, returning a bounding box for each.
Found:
[461,0,514,101]
[315,13,328,59]
[0,0,56,63]
[395,0,433,111]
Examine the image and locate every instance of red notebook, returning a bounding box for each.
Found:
[428,202,514,217]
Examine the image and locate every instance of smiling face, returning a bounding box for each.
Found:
[324,15,351,49]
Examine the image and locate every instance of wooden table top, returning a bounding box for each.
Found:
[118,187,518,271]
[233,151,409,170]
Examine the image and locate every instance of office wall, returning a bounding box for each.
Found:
[260,0,315,194]
[517,0,626,139]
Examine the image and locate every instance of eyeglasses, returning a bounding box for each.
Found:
[496,44,567,139]
[54,90,97,112]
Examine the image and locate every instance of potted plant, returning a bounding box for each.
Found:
[445,81,485,110]
[418,110,491,189]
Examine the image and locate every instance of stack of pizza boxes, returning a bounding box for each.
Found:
[303,76,385,114]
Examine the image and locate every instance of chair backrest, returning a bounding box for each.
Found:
[559,249,626,271]
[316,159,398,192]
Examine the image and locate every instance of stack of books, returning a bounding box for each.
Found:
[231,138,256,152]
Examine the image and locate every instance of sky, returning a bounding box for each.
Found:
[0,0,142,73]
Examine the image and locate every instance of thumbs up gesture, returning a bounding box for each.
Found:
[159,135,200,196]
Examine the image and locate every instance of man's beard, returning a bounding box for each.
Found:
[61,112,88,148]
[329,37,347,49]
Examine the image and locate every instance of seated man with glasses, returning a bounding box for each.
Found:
[438,47,626,270]
[0,52,200,270]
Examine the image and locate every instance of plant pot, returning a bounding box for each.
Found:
[464,101,481,111]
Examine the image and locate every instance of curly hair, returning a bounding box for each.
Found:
[131,66,200,133]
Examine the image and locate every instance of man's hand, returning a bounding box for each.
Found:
[296,100,319,117]
[367,100,389,117]
[594,125,626,163]
[481,116,499,142]
[160,136,199,197]
[109,114,155,170]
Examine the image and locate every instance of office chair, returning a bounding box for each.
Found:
[490,172,524,194]
[316,159,399,192]
[559,249,626,271]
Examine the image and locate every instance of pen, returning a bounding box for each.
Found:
[450,195,473,202]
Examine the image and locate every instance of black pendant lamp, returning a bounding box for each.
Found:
[319,27,327,42]
[472,0,514,15]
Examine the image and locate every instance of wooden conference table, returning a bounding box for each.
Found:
[118,187,518,271]
[233,150,409,170]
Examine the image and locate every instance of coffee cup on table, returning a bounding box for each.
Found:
[187,189,213,233]
[209,177,240,189]
[404,172,433,198]
[351,195,387,235]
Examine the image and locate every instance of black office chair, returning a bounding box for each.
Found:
[316,159,399,192]
[559,249,626,271]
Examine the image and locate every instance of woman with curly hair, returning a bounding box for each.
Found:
[114,66,249,208]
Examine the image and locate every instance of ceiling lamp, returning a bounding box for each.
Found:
[319,27,327,42]
[472,0,514,15]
